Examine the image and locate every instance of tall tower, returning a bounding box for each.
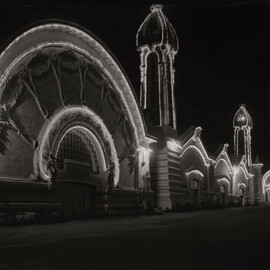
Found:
[233,104,253,169]
[136,4,179,138]
[136,5,182,210]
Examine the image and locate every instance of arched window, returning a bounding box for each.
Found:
[56,127,100,174]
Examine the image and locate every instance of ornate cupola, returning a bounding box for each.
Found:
[136,4,179,137]
[233,104,253,168]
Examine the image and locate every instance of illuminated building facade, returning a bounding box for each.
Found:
[0,4,268,220]
[0,23,155,218]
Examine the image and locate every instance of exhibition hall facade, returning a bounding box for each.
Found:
[0,4,268,219]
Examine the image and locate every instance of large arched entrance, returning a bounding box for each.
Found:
[55,126,106,218]
[36,106,119,218]
[0,21,154,218]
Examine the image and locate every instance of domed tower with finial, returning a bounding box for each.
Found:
[233,104,253,169]
[136,4,179,138]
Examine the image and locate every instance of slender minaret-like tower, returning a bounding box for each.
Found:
[136,5,182,210]
[136,4,179,138]
[233,104,253,169]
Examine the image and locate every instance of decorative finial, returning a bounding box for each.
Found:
[223,143,229,152]
[194,126,202,138]
[150,4,163,11]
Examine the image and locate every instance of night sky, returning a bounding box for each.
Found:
[1,0,270,171]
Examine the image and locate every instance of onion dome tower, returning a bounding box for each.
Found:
[233,104,253,168]
[136,4,179,138]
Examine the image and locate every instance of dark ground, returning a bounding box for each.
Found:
[0,206,270,270]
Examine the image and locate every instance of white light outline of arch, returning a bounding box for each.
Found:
[180,145,210,167]
[234,166,249,181]
[217,177,230,185]
[238,182,247,196]
[182,132,213,165]
[0,24,155,146]
[238,182,247,189]
[214,158,233,175]
[185,169,204,178]
[195,138,212,163]
[262,170,270,194]
[0,41,139,147]
[217,177,230,193]
[214,145,233,171]
[55,125,107,174]
[217,177,231,193]
[38,106,120,185]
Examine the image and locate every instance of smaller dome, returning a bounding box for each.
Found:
[136,4,179,52]
[233,104,253,128]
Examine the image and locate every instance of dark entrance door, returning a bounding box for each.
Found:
[239,188,244,206]
[221,193,225,205]
[220,185,226,205]
[190,189,198,205]
[60,182,96,219]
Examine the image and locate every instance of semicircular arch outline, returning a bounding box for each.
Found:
[214,158,233,175]
[0,21,153,149]
[180,145,210,168]
[36,105,120,185]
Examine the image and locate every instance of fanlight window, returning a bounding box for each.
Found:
[56,127,100,174]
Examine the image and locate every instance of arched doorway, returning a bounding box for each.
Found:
[239,187,244,206]
[186,170,204,207]
[55,126,106,218]
[265,188,270,202]
[36,106,119,219]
